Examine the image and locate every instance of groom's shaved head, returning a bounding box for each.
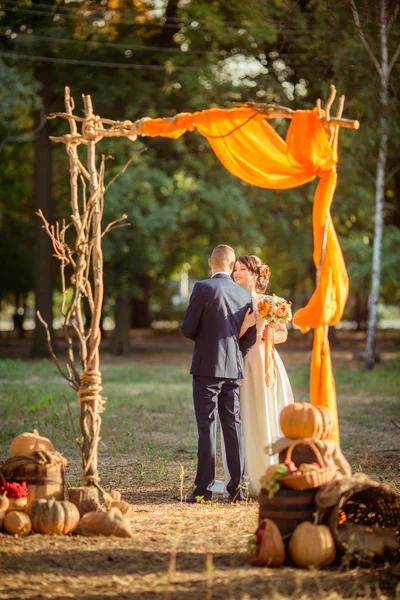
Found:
[210,245,235,269]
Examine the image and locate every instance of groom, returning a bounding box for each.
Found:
[181,245,256,502]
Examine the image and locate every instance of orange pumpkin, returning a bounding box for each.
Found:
[289,521,336,568]
[280,402,324,439]
[28,499,80,535]
[4,511,32,536]
[10,429,55,456]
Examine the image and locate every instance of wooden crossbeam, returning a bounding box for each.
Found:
[236,85,360,131]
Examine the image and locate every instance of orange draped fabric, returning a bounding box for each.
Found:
[141,107,348,444]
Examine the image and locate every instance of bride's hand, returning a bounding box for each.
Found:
[242,307,256,331]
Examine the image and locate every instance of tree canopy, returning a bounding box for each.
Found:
[0,0,399,351]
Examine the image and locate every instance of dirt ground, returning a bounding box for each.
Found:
[0,331,399,599]
[1,487,399,600]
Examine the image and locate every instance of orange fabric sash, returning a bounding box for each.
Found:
[141,107,347,445]
[264,326,277,389]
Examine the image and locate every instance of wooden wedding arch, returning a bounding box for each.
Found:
[39,85,359,493]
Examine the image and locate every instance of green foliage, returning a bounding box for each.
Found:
[0,0,399,325]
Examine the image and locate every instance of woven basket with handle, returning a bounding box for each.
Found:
[281,439,337,491]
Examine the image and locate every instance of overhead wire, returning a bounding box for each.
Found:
[0,3,390,33]
[0,30,332,59]
[0,51,346,73]
[0,50,206,69]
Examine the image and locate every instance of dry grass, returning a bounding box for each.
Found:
[0,341,399,599]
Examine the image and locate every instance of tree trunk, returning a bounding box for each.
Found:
[354,289,368,331]
[365,1,389,370]
[131,276,152,328]
[32,60,53,357]
[111,296,132,355]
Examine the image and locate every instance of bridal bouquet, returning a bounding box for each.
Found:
[257,295,292,389]
[257,294,292,326]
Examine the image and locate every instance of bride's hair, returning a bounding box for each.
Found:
[236,255,270,293]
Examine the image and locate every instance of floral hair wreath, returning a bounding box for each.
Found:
[258,264,270,277]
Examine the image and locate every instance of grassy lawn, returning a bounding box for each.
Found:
[0,352,399,599]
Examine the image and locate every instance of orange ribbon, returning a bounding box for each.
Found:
[264,325,277,389]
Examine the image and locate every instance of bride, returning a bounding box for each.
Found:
[216,254,294,496]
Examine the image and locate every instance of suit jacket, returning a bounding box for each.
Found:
[181,273,256,379]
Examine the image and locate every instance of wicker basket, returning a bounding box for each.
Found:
[281,440,336,491]
[327,483,400,563]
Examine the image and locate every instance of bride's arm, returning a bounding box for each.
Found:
[272,323,288,344]
[239,307,256,339]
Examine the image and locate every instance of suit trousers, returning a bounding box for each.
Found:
[192,375,245,498]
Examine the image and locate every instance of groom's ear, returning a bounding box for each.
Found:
[208,258,212,269]
[228,260,235,272]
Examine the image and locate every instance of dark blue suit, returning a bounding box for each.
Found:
[181,273,256,499]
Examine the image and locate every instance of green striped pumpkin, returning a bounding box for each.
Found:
[28,499,80,535]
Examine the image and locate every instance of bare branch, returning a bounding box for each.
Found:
[101,214,129,237]
[388,42,400,76]
[388,2,399,29]
[104,148,147,192]
[63,392,83,451]
[349,0,383,80]
[324,84,337,122]
[36,310,77,388]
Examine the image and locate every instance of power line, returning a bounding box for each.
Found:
[0,30,334,59]
[1,4,254,29]
[0,51,350,73]
[0,0,288,28]
[1,3,390,33]
[0,30,211,54]
[0,50,205,70]
[2,0,393,32]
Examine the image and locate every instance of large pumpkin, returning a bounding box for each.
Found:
[248,518,285,567]
[10,429,55,456]
[289,521,336,568]
[28,499,80,535]
[280,403,333,440]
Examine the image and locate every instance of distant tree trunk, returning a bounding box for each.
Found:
[350,0,400,369]
[131,276,152,328]
[354,290,368,331]
[363,1,389,370]
[111,296,132,355]
[32,59,53,357]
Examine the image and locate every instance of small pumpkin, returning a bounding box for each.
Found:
[280,403,324,439]
[10,429,55,456]
[289,520,336,568]
[79,508,133,538]
[7,497,28,512]
[0,509,6,530]
[248,518,285,567]
[0,494,10,512]
[28,499,80,535]
[4,511,32,536]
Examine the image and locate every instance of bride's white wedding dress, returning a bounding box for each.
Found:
[215,295,294,496]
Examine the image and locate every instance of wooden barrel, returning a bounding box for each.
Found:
[259,488,316,536]
[12,463,65,503]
